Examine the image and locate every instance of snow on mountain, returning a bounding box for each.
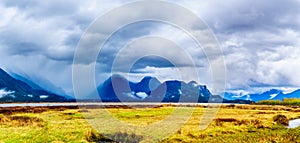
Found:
[94,74,251,103]
[269,93,278,99]
[224,88,300,102]
[0,88,15,98]
[0,68,71,102]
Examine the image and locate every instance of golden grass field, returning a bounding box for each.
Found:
[0,104,300,143]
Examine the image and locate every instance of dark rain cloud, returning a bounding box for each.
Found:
[0,0,300,94]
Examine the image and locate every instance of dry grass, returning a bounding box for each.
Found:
[0,114,44,127]
[0,104,300,142]
[0,106,79,115]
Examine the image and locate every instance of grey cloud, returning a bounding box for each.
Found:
[1,0,299,94]
[95,22,166,72]
[0,8,78,63]
[5,42,42,55]
[199,0,300,33]
[0,0,124,63]
[129,56,175,72]
[3,0,80,18]
[189,0,300,90]
[0,0,123,95]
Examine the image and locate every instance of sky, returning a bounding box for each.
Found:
[0,0,300,96]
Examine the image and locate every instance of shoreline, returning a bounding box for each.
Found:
[0,102,298,109]
[0,102,238,108]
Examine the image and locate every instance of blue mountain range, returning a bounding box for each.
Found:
[1,67,298,103]
[224,89,300,102]
[96,74,252,103]
[0,68,73,102]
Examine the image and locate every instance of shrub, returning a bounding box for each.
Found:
[111,131,143,143]
[86,129,144,143]
[85,129,113,142]
[257,98,300,106]
[214,118,237,126]
[0,115,44,127]
[10,115,44,126]
[214,118,237,122]
[273,114,288,126]
[78,109,89,113]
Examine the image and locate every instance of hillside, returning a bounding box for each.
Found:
[0,68,71,102]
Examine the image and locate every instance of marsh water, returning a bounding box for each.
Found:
[288,118,300,128]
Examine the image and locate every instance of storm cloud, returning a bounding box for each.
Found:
[0,0,300,95]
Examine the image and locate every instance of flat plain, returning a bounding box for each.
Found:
[0,104,300,143]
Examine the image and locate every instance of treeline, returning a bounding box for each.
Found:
[256,98,300,106]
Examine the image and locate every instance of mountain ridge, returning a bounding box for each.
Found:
[224,88,300,102]
[2,67,296,103]
[96,74,252,103]
[0,68,72,102]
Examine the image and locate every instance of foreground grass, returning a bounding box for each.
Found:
[0,104,300,142]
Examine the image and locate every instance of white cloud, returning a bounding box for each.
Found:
[124,66,181,83]
[0,5,17,28]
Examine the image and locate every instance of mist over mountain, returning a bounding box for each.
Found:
[0,68,72,102]
[10,73,69,97]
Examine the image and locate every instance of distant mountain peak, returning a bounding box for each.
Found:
[0,68,71,102]
[188,81,198,87]
[141,76,152,80]
[97,75,219,103]
[138,76,161,91]
[265,89,282,94]
[111,74,125,78]
[188,81,198,84]
[0,68,11,78]
[224,88,300,102]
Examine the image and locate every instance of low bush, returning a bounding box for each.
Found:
[273,114,288,126]
[0,115,44,127]
[85,129,114,142]
[257,98,300,106]
[214,118,237,126]
[85,129,144,143]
